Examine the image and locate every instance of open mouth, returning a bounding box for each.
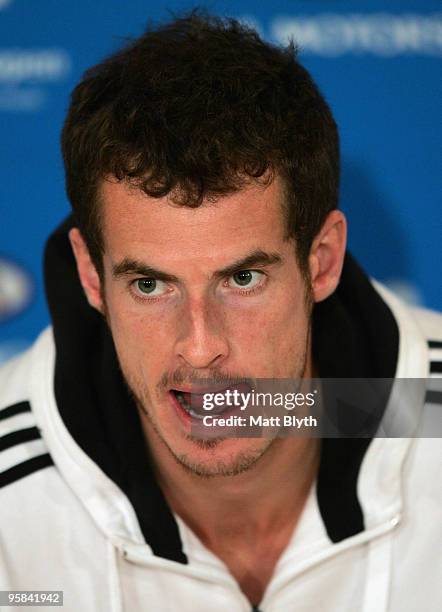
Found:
[171,389,230,420]
[170,383,252,421]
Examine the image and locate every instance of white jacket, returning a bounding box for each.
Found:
[0,249,441,612]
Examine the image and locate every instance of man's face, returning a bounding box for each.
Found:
[97,177,313,476]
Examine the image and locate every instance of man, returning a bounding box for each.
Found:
[0,13,440,612]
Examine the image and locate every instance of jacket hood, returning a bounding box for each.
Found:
[43,214,401,560]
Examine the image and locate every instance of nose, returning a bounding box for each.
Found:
[175,296,229,369]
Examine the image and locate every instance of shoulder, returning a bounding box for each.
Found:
[0,345,34,411]
[0,332,55,491]
[409,305,442,345]
[374,282,441,375]
[398,303,442,487]
[411,306,442,381]
[374,280,442,343]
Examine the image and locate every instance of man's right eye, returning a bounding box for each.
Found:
[133,278,168,298]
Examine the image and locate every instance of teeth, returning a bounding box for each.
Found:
[175,392,189,409]
[188,409,206,420]
[174,391,206,420]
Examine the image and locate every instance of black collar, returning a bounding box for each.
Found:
[313,255,399,541]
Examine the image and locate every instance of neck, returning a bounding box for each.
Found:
[154,435,320,540]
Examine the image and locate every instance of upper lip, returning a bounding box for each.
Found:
[170,383,250,395]
[170,385,229,395]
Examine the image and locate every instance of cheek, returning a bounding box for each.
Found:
[226,290,309,372]
[106,297,177,380]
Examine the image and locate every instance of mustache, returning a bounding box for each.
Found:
[157,368,253,392]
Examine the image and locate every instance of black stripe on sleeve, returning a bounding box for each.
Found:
[428,340,442,349]
[0,454,54,488]
[0,401,31,421]
[0,426,41,452]
[430,361,442,374]
[426,390,442,405]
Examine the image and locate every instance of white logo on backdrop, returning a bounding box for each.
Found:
[0,257,33,322]
[240,13,442,56]
[0,48,71,111]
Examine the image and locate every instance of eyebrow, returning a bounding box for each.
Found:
[212,250,282,279]
[112,259,179,282]
[112,249,282,282]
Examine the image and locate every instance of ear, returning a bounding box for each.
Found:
[308,210,347,303]
[69,228,104,312]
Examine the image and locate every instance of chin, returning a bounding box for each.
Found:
[166,435,274,478]
[131,378,276,477]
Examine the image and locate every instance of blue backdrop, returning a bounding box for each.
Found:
[1,0,441,363]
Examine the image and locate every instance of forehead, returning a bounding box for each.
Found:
[99,177,288,265]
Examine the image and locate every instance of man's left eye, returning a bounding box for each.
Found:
[229,270,263,289]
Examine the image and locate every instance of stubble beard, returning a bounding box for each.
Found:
[124,371,276,479]
[120,335,311,479]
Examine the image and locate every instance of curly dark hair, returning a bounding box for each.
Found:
[61,12,339,277]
